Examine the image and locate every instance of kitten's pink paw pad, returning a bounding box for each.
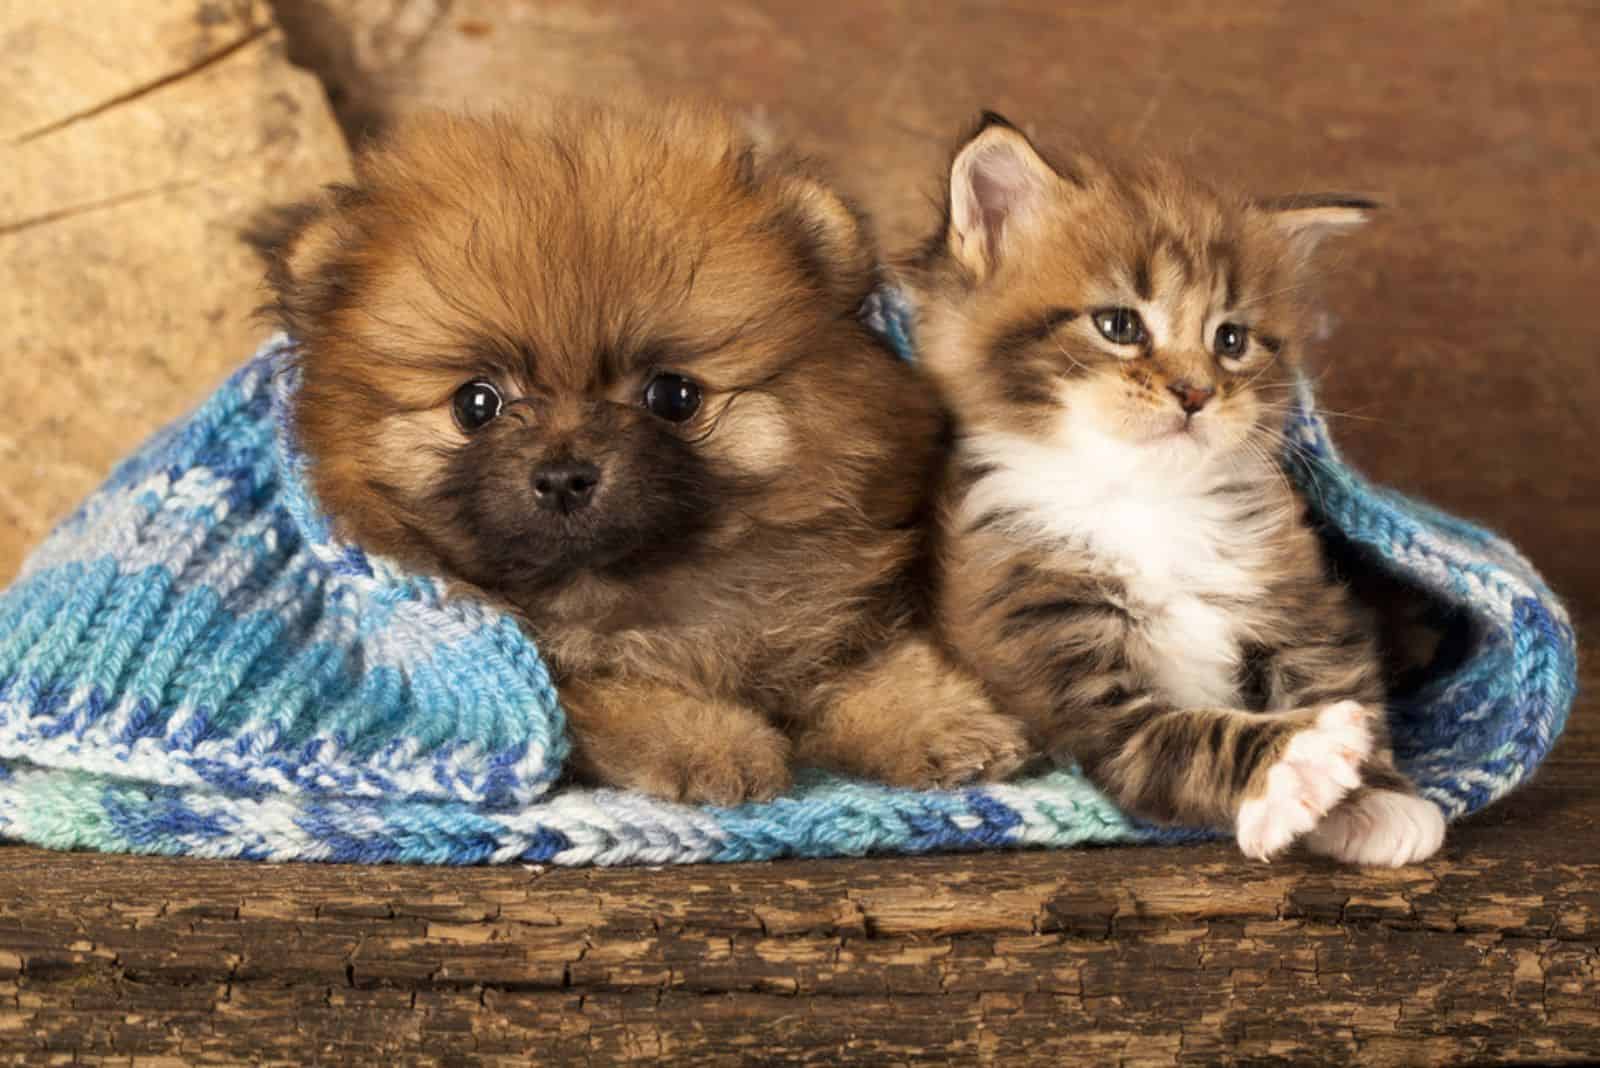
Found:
[1235,701,1374,862]
[1305,789,1445,867]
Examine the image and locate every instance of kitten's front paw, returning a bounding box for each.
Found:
[1235,700,1374,862]
[1304,789,1445,867]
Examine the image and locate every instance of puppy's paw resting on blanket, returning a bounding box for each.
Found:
[563,679,792,806]
[795,637,1030,789]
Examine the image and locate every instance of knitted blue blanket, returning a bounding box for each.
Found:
[0,304,1577,864]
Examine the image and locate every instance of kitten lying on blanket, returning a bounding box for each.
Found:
[250,102,1027,804]
[900,113,1445,866]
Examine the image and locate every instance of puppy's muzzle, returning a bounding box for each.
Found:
[532,460,601,515]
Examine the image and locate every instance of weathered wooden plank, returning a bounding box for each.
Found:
[0,719,1597,1064]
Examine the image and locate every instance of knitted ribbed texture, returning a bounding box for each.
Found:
[0,294,1576,865]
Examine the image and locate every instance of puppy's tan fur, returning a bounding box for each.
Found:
[252,102,1026,803]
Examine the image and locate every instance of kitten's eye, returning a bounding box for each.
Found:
[642,372,702,423]
[452,381,502,432]
[1214,322,1249,359]
[1093,308,1146,346]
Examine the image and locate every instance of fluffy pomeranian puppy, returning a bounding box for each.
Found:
[251,102,1028,804]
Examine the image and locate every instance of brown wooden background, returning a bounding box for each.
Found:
[11,0,1597,620]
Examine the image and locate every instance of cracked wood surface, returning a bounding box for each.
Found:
[0,0,350,581]
[1,652,1595,1064]
[5,653,1592,1066]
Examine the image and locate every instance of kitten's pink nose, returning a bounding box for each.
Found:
[1168,381,1216,415]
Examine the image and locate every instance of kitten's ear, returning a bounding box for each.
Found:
[1257,193,1378,259]
[946,112,1062,280]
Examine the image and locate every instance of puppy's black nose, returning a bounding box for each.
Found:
[532,461,601,513]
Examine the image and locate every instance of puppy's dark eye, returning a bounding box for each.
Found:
[452,381,502,432]
[642,373,702,423]
[1214,322,1249,359]
[1093,308,1146,346]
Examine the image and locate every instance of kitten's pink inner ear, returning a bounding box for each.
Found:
[949,130,1055,279]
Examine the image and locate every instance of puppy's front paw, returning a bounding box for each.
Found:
[898,708,1031,789]
[674,732,793,807]
[1304,789,1445,867]
[568,685,795,807]
[796,636,1033,788]
[628,715,793,807]
[1235,700,1374,862]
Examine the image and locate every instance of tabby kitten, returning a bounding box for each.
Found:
[902,114,1445,866]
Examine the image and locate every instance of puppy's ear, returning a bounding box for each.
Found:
[764,162,879,313]
[1254,193,1378,262]
[243,184,364,335]
[945,112,1064,282]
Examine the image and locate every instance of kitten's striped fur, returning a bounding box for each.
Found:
[903,115,1444,866]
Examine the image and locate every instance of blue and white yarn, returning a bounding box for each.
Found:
[0,296,1577,865]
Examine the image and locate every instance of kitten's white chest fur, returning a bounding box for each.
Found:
[963,427,1282,709]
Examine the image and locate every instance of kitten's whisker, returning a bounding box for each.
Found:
[1257,402,1388,426]
[1253,422,1316,462]
[1236,357,1282,393]
[1050,336,1096,377]
[1236,435,1301,506]
[1230,278,1317,311]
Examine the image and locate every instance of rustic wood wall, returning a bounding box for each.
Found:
[276,0,1600,621]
